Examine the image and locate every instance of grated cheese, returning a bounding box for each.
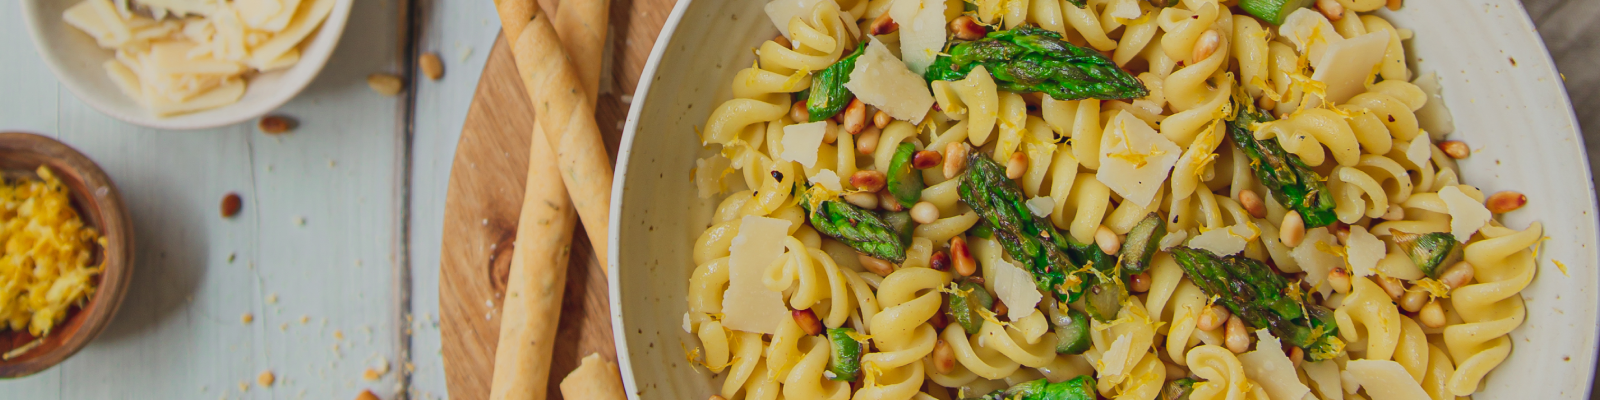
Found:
[0,167,104,337]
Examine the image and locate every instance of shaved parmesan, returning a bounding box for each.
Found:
[1345,360,1432,400]
[1279,8,1343,66]
[1413,72,1455,140]
[1309,32,1388,107]
[889,0,946,74]
[1159,229,1188,250]
[1291,227,1340,296]
[1239,329,1314,400]
[1439,186,1490,243]
[764,0,851,40]
[1025,196,1054,218]
[1303,360,1344,400]
[846,38,935,124]
[1096,111,1181,208]
[1344,225,1385,277]
[780,121,828,168]
[990,258,1042,321]
[1404,138,1432,168]
[1097,334,1134,381]
[722,216,794,334]
[811,169,844,192]
[1374,249,1424,280]
[1187,224,1254,256]
[694,154,733,199]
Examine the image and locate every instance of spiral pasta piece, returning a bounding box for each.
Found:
[1445,222,1541,396]
[1185,345,1268,400]
[1336,276,1402,361]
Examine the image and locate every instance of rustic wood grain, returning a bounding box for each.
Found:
[437,0,671,389]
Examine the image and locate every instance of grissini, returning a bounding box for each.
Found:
[487,0,610,399]
[559,353,628,400]
[499,2,615,266]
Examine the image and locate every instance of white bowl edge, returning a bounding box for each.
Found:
[20,0,355,130]
[609,0,1600,398]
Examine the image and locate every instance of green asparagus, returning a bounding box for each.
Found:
[1228,96,1339,229]
[1162,378,1196,400]
[1118,212,1166,274]
[958,153,1081,304]
[826,327,863,381]
[964,376,1097,400]
[947,280,996,335]
[799,188,909,263]
[1239,0,1315,25]
[1393,231,1459,278]
[1171,246,1344,361]
[1052,306,1091,354]
[886,143,925,208]
[883,210,916,246]
[808,45,865,122]
[926,26,1148,101]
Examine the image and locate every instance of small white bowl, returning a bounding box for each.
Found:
[610,0,1599,398]
[21,0,354,130]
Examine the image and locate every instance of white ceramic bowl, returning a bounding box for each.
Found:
[21,0,354,130]
[609,0,1600,398]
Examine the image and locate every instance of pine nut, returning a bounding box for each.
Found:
[1279,211,1306,247]
[1377,277,1406,301]
[791,101,811,123]
[930,251,951,271]
[950,16,988,41]
[843,192,879,210]
[859,253,896,277]
[1006,152,1028,179]
[1332,223,1350,245]
[258,115,296,134]
[1317,0,1344,21]
[932,339,956,373]
[1439,261,1475,289]
[870,12,899,36]
[1197,305,1230,331]
[1386,0,1403,11]
[772,34,792,50]
[419,52,444,80]
[1095,225,1121,255]
[951,236,977,276]
[822,123,839,144]
[366,73,404,96]
[1192,30,1222,64]
[1486,191,1528,213]
[1382,204,1405,220]
[880,191,905,211]
[1289,347,1304,368]
[911,202,941,224]
[1258,95,1277,111]
[792,309,824,335]
[1439,140,1470,159]
[1400,290,1428,313]
[857,126,882,155]
[1238,189,1266,219]
[1128,273,1152,293]
[850,170,888,192]
[1225,315,1250,353]
[913,150,944,169]
[842,99,867,135]
[1165,361,1186,379]
[944,143,970,179]
[1328,268,1352,294]
[873,110,891,129]
[1419,300,1446,328]
[993,298,1009,317]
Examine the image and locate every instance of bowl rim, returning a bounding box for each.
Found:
[0,132,134,378]
[19,0,355,131]
[606,0,1600,398]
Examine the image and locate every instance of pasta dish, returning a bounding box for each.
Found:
[685,0,1541,399]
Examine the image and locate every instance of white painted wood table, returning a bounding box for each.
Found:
[1,0,1598,399]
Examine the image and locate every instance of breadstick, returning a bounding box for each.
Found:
[487,0,610,399]
[559,353,628,400]
[500,2,615,266]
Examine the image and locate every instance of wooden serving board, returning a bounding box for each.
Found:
[438,0,674,398]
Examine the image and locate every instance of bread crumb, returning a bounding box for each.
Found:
[300,315,310,324]
[294,216,306,226]
[356,389,381,400]
[334,330,344,340]
[363,368,383,381]
[241,313,254,324]
[266,294,278,304]
[279,323,288,331]
[238,381,249,392]
[258,371,275,387]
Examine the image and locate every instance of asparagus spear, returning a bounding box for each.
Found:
[1392,231,1459,278]
[1052,306,1091,354]
[1239,0,1315,25]
[964,376,1097,400]
[886,143,926,209]
[1228,96,1339,229]
[1162,378,1196,400]
[807,45,865,122]
[926,26,1148,101]
[799,188,909,263]
[947,280,996,335]
[883,210,916,246]
[958,153,1081,304]
[1118,213,1166,274]
[825,327,862,381]
[1171,246,1344,361]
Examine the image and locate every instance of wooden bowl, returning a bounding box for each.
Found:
[0,132,133,378]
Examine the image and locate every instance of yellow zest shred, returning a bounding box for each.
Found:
[781,67,812,91]
[0,167,104,337]
[1108,144,1167,169]
[1411,278,1451,299]
[1554,259,1570,276]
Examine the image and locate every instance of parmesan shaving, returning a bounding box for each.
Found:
[1025,196,1054,218]
[1290,227,1340,297]
[1096,111,1181,208]
[780,121,828,168]
[1308,32,1389,107]
[1238,329,1314,400]
[1403,138,1432,168]
[1187,224,1253,256]
[1438,186,1491,243]
[1345,360,1432,400]
[845,38,935,124]
[990,258,1043,321]
[889,0,946,74]
[810,169,844,193]
[721,216,793,334]
[1344,226,1385,277]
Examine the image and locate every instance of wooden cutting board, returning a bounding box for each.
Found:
[438,0,674,398]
